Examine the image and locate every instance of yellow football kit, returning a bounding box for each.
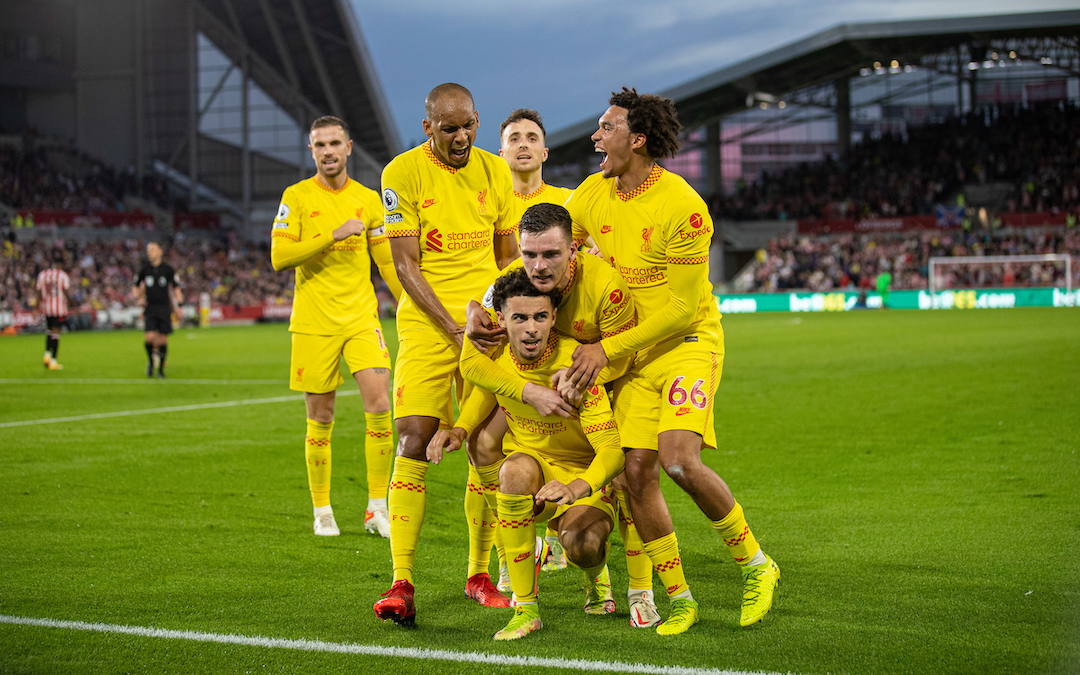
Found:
[460,252,637,401]
[383,141,514,425]
[457,332,625,522]
[507,183,574,242]
[270,176,400,392]
[565,164,723,449]
[270,175,400,513]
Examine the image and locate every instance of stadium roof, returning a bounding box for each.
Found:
[547,9,1080,166]
[194,0,401,167]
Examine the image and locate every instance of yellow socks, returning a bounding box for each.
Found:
[305,419,333,508]
[710,502,762,564]
[465,463,496,577]
[364,412,394,501]
[614,489,653,591]
[643,532,689,598]
[477,459,506,566]
[497,492,537,603]
[388,456,428,584]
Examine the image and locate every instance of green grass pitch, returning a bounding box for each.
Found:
[1,308,1078,675]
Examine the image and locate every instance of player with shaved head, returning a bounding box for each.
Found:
[373,83,518,626]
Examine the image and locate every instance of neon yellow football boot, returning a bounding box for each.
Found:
[656,597,698,635]
[493,603,542,641]
[740,554,780,627]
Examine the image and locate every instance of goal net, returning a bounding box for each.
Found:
[928,254,1073,306]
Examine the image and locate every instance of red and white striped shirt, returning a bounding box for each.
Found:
[36,267,71,317]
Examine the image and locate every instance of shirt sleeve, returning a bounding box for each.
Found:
[453,385,498,436]
[383,156,419,238]
[364,191,403,301]
[578,386,625,493]
[600,261,704,359]
[270,187,332,270]
[600,209,710,358]
[460,339,527,402]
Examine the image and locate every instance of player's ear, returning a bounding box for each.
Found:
[631,133,647,152]
[422,118,434,139]
[345,139,353,156]
[495,310,505,329]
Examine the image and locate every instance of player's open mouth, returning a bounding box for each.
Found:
[516,153,531,160]
[450,146,469,161]
[521,338,541,352]
[596,149,607,169]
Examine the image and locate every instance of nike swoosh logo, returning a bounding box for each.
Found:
[514,552,530,563]
[675,409,691,416]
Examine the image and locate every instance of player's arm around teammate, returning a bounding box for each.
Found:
[565,88,780,633]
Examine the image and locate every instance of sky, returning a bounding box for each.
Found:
[350,0,1078,153]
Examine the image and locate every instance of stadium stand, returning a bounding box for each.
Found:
[749,228,1080,293]
[1,234,397,327]
[715,102,1080,222]
[1,131,178,214]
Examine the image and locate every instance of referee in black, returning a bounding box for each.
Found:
[135,241,182,378]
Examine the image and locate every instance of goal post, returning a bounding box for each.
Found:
[928,254,1073,307]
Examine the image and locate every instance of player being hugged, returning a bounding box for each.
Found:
[428,268,625,641]
[460,203,665,626]
[270,115,403,540]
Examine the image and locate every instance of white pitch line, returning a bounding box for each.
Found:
[0,391,357,429]
[0,615,780,675]
[0,378,287,385]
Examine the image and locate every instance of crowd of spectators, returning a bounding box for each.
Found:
[0,235,295,315]
[0,130,177,213]
[749,226,1080,293]
[717,102,1080,221]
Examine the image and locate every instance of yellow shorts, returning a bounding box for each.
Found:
[508,447,617,525]
[613,333,724,451]
[289,325,391,394]
[393,325,470,428]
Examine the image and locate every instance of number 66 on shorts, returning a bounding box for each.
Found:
[613,338,723,451]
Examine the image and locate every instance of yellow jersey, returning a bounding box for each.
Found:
[565,164,721,358]
[508,183,575,241]
[460,332,625,493]
[382,142,514,331]
[460,252,638,401]
[479,253,636,344]
[270,176,393,335]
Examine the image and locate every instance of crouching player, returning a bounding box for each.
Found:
[428,268,625,640]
